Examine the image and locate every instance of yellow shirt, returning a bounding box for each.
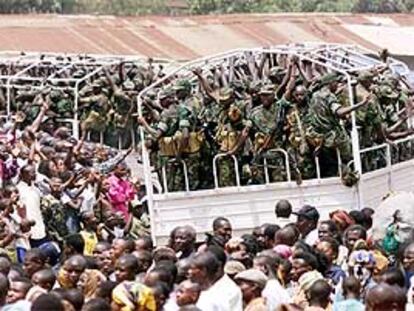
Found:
[80,230,98,256]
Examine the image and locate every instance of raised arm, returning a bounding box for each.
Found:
[335,94,370,118]
[192,67,216,101]
[28,95,49,133]
[275,58,294,99]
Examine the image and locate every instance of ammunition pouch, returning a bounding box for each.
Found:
[159,137,178,157]
[217,130,238,152]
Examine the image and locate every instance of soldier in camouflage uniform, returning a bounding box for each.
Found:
[374,82,414,163]
[283,83,315,183]
[79,81,110,133]
[138,87,184,192]
[354,71,385,172]
[196,92,219,189]
[249,84,287,184]
[214,88,252,187]
[49,89,73,119]
[306,73,370,182]
[174,79,203,191]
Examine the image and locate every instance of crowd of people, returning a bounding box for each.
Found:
[138,49,414,191]
[0,191,413,310]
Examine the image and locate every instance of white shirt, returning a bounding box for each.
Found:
[17,181,46,240]
[304,228,319,246]
[275,216,295,228]
[197,274,243,311]
[262,279,290,311]
[79,184,97,213]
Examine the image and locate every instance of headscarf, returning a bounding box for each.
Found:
[273,244,293,259]
[112,281,156,311]
[348,249,376,268]
[329,210,354,231]
[372,250,389,276]
[79,269,107,300]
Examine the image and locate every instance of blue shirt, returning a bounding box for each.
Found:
[326,264,346,285]
[333,298,365,311]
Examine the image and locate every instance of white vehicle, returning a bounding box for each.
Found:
[137,43,414,245]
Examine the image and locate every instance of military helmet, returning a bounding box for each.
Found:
[357,71,374,83]
[173,79,192,92]
[230,80,246,93]
[73,70,86,79]
[158,87,175,100]
[269,66,286,77]
[259,84,275,95]
[218,87,235,102]
[122,80,135,91]
[381,72,400,88]
[91,79,104,89]
[319,72,343,86]
[249,80,263,93]
[49,90,62,101]
[379,85,398,99]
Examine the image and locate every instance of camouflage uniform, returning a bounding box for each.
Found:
[49,90,73,118]
[176,81,203,191]
[249,85,287,184]
[80,82,110,133]
[376,84,411,164]
[306,76,351,178]
[41,195,69,244]
[354,73,385,172]
[153,89,183,192]
[215,88,251,187]
[198,96,220,189]
[113,80,135,126]
[284,96,315,181]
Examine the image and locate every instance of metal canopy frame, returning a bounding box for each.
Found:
[0,51,176,140]
[137,43,412,237]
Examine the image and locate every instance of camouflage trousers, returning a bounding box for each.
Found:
[199,143,215,189]
[250,151,287,185]
[217,156,240,188]
[287,147,316,182]
[183,152,201,191]
[307,126,351,159]
[158,153,201,192]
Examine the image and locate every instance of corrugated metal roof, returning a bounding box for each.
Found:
[0,13,413,60]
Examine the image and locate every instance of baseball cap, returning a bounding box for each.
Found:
[293,205,320,221]
[235,269,268,289]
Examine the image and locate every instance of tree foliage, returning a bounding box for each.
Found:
[0,0,411,14]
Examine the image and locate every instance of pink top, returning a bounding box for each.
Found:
[107,175,135,219]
